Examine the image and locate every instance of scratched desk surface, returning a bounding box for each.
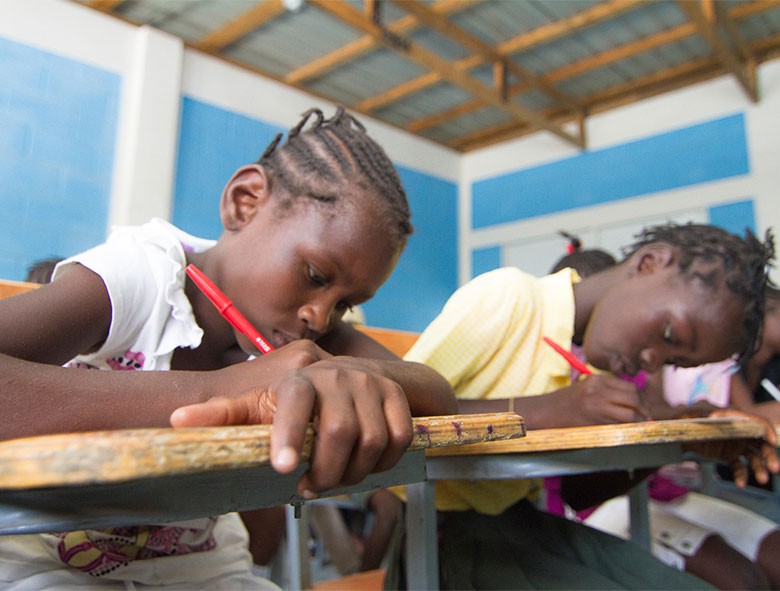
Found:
[426,417,767,457]
[0,413,524,534]
[406,417,770,590]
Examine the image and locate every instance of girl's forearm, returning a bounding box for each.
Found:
[373,360,457,416]
[0,353,217,440]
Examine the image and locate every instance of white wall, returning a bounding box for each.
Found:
[460,61,780,284]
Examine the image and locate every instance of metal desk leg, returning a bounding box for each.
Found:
[405,480,438,590]
[628,479,651,551]
[285,503,311,590]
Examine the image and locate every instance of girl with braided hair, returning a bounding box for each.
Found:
[401,221,778,589]
[0,106,456,588]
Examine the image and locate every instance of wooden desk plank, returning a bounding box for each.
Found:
[425,418,765,457]
[0,413,524,489]
[0,279,39,299]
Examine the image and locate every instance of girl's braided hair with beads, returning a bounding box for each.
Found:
[622,223,775,364]
[257,106,412,243]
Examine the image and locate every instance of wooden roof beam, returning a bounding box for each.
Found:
[408,0,779,134]
[284,0,481,85]
[389,0,582,113]
[677,0,758,102]
[309,0,584,148]
[86,0,125,11]
[193,0,286,53]
[408,23,696,133]
[357,0,643,113]
[450,58,718,151]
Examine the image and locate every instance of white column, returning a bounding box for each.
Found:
[109,25,183,228]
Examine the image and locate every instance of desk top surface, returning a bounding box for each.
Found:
[0,413,524,489]
[425,417,767,457]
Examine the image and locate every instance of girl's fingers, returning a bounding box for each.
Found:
[337,388,389,486]
[269,379,316,475]
[170,395,251,427]
[304,387,359,493]
[371,387,413,474]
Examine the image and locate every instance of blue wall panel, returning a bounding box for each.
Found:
[471,245,501,279]
[364,166,458,332]
[708,199,755,236]
[172,97,285,239]
[472,114,750,229]
[172,99,459,332]
[0,36,119,280]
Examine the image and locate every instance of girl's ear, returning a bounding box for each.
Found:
[220,164,271,232]
[632,243,675,275]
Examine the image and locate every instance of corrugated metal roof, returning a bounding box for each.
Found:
[75,0,780,151]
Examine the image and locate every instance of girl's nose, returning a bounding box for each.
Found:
[639,349,663,374]
[298,302,332,337]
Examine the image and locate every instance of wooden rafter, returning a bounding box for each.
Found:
[677,0,759,102]
[86,0,125,11]
[408,0,779,135]
[193,0,285,53]
[450,26,780,153]
[388,0,581,113]
[356,0,643,113]
[284,0,482,85]
[309,0,584,148]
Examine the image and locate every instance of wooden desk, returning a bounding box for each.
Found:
[405,418,767,590]
[0,413,523,588]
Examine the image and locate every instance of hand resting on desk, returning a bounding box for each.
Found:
[171,340,414,498]
[682,408,779,488]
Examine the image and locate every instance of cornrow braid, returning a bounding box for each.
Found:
[257,106,412,242]
[622,222,775,364]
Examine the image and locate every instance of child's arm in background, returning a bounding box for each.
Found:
[728,372,780,425]
[642,369,720,420]
[458,373,650,429]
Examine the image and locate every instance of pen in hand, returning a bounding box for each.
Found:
[185,264,274,354]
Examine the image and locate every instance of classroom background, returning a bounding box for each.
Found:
[1,0,779,333]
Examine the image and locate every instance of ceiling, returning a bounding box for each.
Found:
[78,0,780,152]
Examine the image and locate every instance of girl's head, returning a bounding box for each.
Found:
[583,223,774,377]
[214,107,411,351]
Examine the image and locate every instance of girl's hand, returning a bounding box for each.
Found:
[683,408,780,487]
[170,340,413,498]
[563,374,651,426]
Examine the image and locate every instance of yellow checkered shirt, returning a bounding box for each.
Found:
[402,267,581,515]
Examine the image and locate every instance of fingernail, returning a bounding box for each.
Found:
[275,446,297,469]
[301,489,318,500]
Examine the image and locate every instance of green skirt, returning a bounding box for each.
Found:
[438,500,713,590]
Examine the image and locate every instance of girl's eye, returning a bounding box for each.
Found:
[663,322,673,343]
[308,265,326,286]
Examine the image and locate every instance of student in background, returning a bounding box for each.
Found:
[544,239,618,519]
[586,357,780,590]
[740,285,780,422]
[402,223,777,590]
[0,107,456,589]
[24,257,63,284]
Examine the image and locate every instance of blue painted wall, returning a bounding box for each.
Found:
[365,166,458,332]
[0,36,120,280]
[172,98,459,332]
[472,114,750,229]
[172,97,285,239]
[471,245,501,279]
[708,199,756,236]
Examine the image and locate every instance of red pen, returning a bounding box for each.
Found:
[185,264,274,355]
[542,336,591,376]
